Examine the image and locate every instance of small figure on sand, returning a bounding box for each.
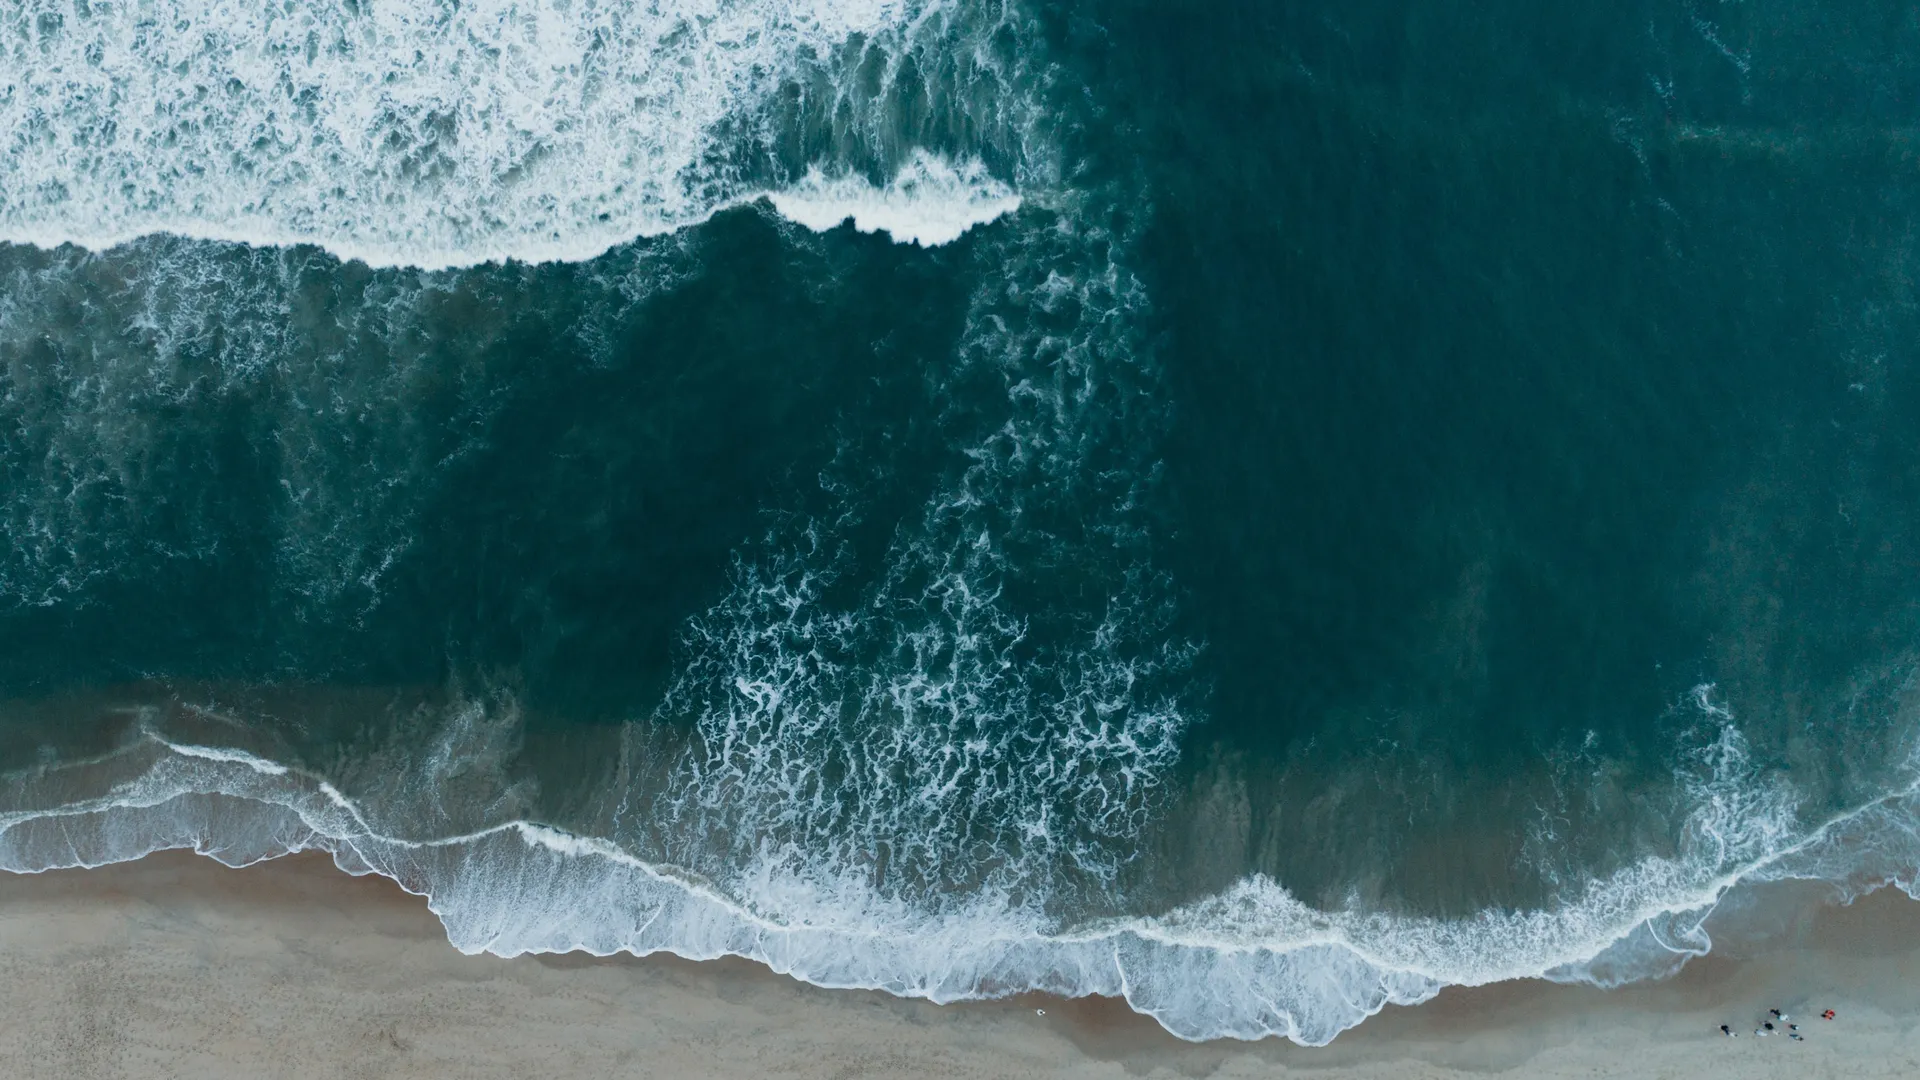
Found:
[1769,1008,1787,1021]
[1720,1025,1735,1037]
[1822,1009,1837,1020]
[1754,1026,1770,1037]
[1763,1022,1775,1032]
[1789,1032,1805,1042]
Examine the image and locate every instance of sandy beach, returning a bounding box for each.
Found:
[0,853,1912,1078]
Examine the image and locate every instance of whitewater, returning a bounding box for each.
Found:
[0,0,1024,264]
[5,0,1920,1050]
[3,692,1919,1045]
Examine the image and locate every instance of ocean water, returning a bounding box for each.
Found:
[2,0,1919,1045]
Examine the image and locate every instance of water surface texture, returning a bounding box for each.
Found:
[3,0,1919,1044]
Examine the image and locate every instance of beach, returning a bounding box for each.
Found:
[3,0,1918,1068]
[2,853,1915,1079]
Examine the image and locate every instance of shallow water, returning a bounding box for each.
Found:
[2,0,1918,1045]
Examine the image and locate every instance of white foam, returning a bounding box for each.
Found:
[768,153,1022,246]
[6,157,1851,1046]
[5,2,1903,1039]
[0,0,1020,267]
[0,216,1898,1044]
[0,704,1911,1046]
[164,741,290,776]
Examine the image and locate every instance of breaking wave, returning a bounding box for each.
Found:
[768,152,1021,247]
[4,680,1920,1045]
[0,0,1031,266]
[6,0,1914,1052]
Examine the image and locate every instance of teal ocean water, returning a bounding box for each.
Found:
[3,0,1919,1044]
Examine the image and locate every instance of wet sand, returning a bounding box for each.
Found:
[1,851,1917,1078]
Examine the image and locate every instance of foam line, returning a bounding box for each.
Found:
[1,717,1914,1046]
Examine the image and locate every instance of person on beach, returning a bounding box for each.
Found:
[1721,1025,1735,1037]
[1822,1009,1837,1020]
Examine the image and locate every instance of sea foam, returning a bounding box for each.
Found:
[0,0,1021,266]
[768,153,1022,246]
[0,703,1909,1046]
[4,0,1906,1049]
[0,145,1882,1047]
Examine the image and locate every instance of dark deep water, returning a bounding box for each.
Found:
[1,0,1919,1044]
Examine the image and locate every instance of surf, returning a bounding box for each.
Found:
[0,0,1029,266]
[2,694,1916,1046]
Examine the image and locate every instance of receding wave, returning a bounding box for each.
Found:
[4,687,1919,1046]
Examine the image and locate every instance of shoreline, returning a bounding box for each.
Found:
[1,852,1917,1077]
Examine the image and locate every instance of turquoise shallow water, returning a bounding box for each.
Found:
[1,0,1919,1044]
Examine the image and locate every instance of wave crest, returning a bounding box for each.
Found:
[769,153,1021,246]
